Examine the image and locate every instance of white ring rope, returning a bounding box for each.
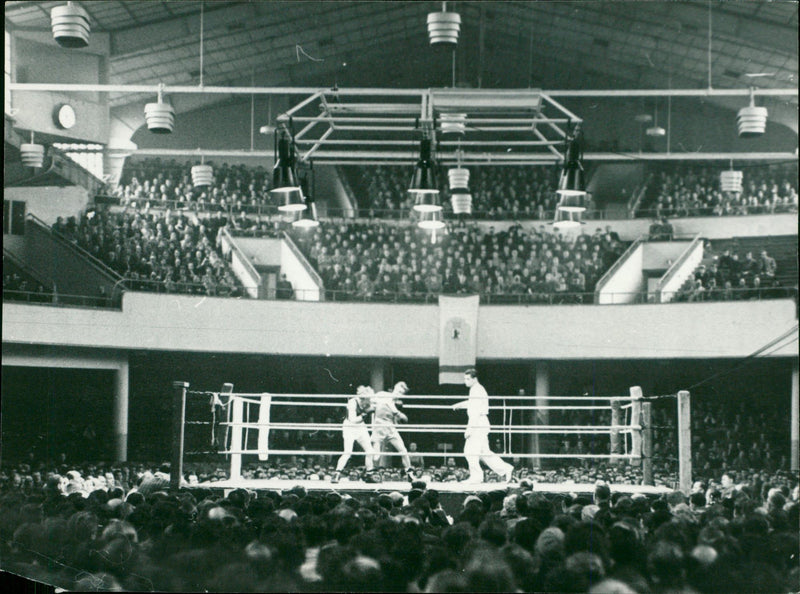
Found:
[204,399,617,412]
[219,422,640,434]
[216,448,639,460]
[191,392,636,402]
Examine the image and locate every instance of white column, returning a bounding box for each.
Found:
[791,361,799,472]
[370,359,385,392]
[534,362,549,468]
[677,390,692,495]
[113,360,129,462]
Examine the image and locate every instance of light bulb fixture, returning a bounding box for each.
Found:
[556,125,586,199]
[409,137,441,212]
[272,124,305,211]
[720,161,743,193]
[448,166,471,215]
[418,209,446,230]
[20,132,45,168]
[144,85,175,134]
[645,102,665,137]
[737,88,768,137]
[427,2,461,45]
[191,155,213,187]
[292,200,319,229]
[552,208,584,230]
[51,2,90,48]
[440,113,467,135]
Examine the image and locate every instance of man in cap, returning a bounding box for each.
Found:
[332,385,377,483]
[371,381,415,481]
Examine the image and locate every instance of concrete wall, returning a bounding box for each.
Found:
[4,293,796,360]
[643,241,691,270]
[280,239,322,301]
[597,243,644,304]
[4,186,90,226]
[11,35,109,144]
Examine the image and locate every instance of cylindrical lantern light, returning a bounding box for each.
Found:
[144,87,175,134]
[737,89,768,138]
[448,167,472,215]
[20,142,45,168]
[427,6,461,46]
[191,163,214,187]
[720,169,743,193]
[440,113,467,135]
[51,2,90,48]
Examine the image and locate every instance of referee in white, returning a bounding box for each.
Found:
[452,368,514,483]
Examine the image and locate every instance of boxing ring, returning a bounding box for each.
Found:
[170,382,691,497]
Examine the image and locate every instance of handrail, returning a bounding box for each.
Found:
[26,214,123,282]
[628,173,652,218]
[593,237,644,303]
[2,289,119,309]
[657,234,703,299]
[281,231,325,288]
[335,165,360,217]
[2,248,53,288]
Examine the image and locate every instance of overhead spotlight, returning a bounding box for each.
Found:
[448,167,472,215]
[272,125,305,212]
[646,104,665,137]
[292,199,319,229]
[292,169,318,228]
[20,133,45,168]
[720,163,743,193]
[144,86,175,134]
[427,2,461,45]
[409,137,441,212]
[737,88,768,137]
[51,2,90,48]
[551,208,584,230]
[556,125,586,200]
[417,209,446,230]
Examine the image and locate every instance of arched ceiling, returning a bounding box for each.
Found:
[5,1,797,108]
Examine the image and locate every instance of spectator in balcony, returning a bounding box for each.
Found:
[276,273,294,300]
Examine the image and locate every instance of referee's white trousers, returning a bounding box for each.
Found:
[336,424,375,471]
[464,429,512,482]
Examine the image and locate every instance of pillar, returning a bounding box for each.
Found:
[370,359,386,393]
[642,402,653,486]
[533,362,550,469]
[677,390,692,495]
[791,361,799,472]
[113,360,129,462]
[170,381,188,492]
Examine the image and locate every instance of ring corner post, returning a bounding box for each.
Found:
[629,386,643,466]
[610,399,622,466]
[642,401,653,486]
[171,381,189,492]
[677,390,692,495]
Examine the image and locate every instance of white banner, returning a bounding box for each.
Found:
[438,295,480,384]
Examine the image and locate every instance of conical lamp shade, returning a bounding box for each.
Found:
[292,201,318,228]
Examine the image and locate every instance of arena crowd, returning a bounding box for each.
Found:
[639,162,798,219]
[0,457,797,593]
[289,221,626,303]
